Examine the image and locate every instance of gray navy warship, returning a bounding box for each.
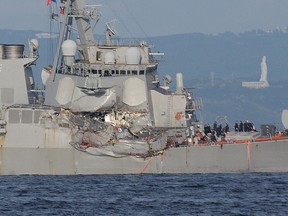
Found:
[0,0,288,175]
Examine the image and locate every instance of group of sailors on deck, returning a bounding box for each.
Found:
[196,122,230,143]
[234,120,256,132]
[193,119,257,145]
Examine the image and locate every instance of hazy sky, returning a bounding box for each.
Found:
[1,0,288,37]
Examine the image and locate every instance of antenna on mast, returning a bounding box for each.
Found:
[105,20,118,45]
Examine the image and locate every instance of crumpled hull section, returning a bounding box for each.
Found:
[41,109,169,158]
[86,133,168,157]
[72,132,168,158]
[68,112,168,157]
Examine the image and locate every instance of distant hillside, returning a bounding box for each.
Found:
[193,82,288,130]
[151,31,288,84]
[1,29,288,129]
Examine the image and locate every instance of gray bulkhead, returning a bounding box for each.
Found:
[0,57,36,106]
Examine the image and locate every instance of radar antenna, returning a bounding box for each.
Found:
[163,75,172,86]
[161,75,172,90]
[105,20,118,45]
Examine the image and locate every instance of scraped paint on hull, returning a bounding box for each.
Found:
[1,141,288,175]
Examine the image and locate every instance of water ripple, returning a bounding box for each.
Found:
[0,173,287,215]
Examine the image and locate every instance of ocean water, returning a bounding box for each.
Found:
[0,173,287,216]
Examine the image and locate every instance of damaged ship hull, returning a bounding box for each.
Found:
[1,137,288,175]
[1,113,288,175]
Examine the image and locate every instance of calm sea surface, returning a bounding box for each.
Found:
[0,173,287,215]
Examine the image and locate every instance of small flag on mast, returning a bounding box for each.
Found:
[47,0,57,5]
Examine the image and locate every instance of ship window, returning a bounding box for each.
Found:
[98,70,102,75]
[96,51,102,61]
[111,70,115,75]
[132,70,137,75]
[115,70,119,75]
[139,70,145,75]
[104,70,110,76]
[22,110,33,124]
[127,70,131,75]
[9,110,20,123]
[92,70,97,74]
[120,70,126,75]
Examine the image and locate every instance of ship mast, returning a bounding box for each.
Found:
[49,0,101,81]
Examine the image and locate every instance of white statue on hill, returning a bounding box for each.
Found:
[242,55,269,89]
[259,56,269,87]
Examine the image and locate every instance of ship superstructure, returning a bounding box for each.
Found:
[42,0,202,157]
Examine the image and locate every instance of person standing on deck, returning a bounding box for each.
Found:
[224,123,229,133]
[234,121,239,132]
[213,121,217,131]
[239,121,243,132]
